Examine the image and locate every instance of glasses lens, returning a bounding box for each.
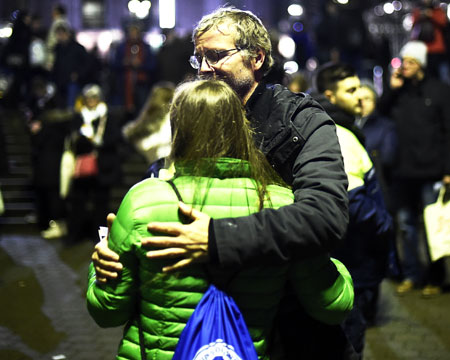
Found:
[204,50,219,65]
[189,55,200,69]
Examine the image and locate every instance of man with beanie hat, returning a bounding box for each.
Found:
[378,40,450,298]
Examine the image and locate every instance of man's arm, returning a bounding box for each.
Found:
[94,117,348,274]
[210,122,349,267]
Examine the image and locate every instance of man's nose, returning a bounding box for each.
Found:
[199,57,214,73]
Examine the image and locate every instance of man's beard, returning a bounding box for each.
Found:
[197,70,253,100]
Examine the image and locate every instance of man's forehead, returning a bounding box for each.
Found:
[195,22,235,47]
[337,76,360,90]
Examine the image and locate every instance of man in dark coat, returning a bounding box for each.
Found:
[52,24,88,108]
[378,40,450,297]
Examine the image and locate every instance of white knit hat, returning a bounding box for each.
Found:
[400,41,428,67]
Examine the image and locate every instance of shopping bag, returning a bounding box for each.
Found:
[172,284,258,360]
[0,185,4,215]
[60,147,76,198]
[424,186,450,261]
[74,152,98,178]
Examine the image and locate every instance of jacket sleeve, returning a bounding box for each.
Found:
[86,192,140,328]
[337,125,393,241]
[289,255,354,325]
[211,112,349,267]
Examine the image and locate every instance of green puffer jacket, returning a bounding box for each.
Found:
[87,158,353,360]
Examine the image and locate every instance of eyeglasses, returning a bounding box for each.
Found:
[189,48,243,70]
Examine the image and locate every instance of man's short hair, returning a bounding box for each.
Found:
[315,62,357,93]
[192,6,274,76]
[54,4,67,16]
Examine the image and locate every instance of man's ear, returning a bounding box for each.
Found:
[252,49,265,72]
[324,89,336,104]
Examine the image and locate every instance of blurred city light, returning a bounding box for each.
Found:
[293,22,304,32]
[128,0,151,19]
[287,4,303,17]
[278,34,296,59]
[159,0,176,28]
[402,13,413,31]
[0,24,12,38]
[383,2,395,14]
[77,29,123,56]
[391,57,402,69]
[336,0,349,4]
[306,57,318,72]
[373,66,384,96]
[374,5,384,16]
[144,32,165,49]
[392,1,402,11]
[284,61,299,74]
[373,65,384,78]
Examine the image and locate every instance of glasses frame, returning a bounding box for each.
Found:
[189,48,243,70]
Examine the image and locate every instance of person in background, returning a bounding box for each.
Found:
[111,23,157,117]
[45,3,69,72]
[26,76,73,238]
[287,71,310,93]
[156,29,195,85]
[378,40,450,298]
[357,81,401,281]
[66,84,121,245]
[52,24,88,108]
[0,9,32,108]
[86,79,354,359]
[411,0,449,83]
[121,81,175,178]
[356,81,397,209]
[29,14,48,82]
[313,62,393,359]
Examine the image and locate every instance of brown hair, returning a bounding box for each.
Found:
[170,79,285,209]
[124,82,175,141]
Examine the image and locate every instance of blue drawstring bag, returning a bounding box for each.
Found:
[172,284,259,360]
[163,179,258,359]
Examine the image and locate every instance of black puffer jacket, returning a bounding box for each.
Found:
[210,82,349,267]
[378,76,450,180]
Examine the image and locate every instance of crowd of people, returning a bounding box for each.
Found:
[0,1,449,359]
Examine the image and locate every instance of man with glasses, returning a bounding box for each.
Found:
[92,7,351,358]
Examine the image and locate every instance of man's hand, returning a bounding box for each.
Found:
[143,202,211,273]
[390,68,404,89]
[91,213,123,283]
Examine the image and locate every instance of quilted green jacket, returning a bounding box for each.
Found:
[86,158,353,359]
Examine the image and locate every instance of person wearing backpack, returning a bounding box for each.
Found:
[86,79,354,359]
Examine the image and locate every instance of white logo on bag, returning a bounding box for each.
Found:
[192,339,242,360]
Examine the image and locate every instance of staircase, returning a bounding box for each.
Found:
[0,107,149,234]
[0,109,37,232]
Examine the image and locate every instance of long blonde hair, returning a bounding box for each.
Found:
[169,79,285,209]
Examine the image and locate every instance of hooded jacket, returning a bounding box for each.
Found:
[86,158,354,359]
